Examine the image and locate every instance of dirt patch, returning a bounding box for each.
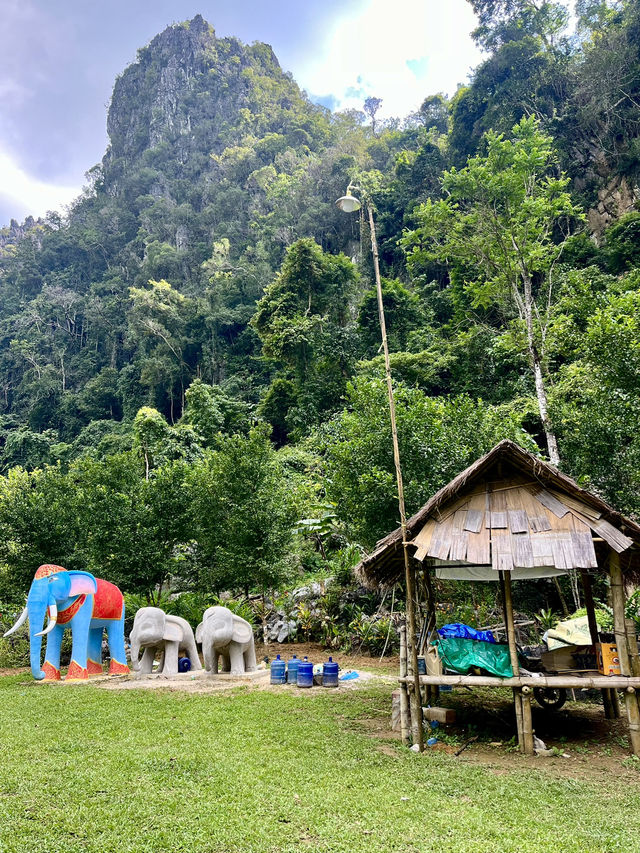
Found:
[347,683,640,781]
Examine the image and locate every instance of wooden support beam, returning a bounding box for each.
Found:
[608,551,640,755]
[580,570,599,645]
[602,687,615,720]
[581,569,614,718]
[521,686,535,756]
[400,674,640,688]
[399,624,410,746]
[626,618,640,678]
[500,570,525,752]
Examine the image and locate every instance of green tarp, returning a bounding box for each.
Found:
[436,637,514,678]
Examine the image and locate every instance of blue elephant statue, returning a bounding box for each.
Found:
[3,564,129,681]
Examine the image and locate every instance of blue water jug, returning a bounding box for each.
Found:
[287,654,299,684]
[297,657,313,688]
[270,654,286,685]
[322,656,339,688]
[178,657,192,673]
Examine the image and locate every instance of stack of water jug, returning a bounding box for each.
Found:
[270,653,339,688]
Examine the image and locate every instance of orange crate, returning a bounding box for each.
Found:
[597,643,621,675]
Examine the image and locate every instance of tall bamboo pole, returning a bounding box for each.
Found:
[501,569,524,752]
[399,625,410,745]
[367,202,424,752]
[609,551,640,755]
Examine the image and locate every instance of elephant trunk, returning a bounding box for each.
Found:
[129,637,142,671]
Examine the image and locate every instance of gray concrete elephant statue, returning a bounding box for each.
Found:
[196,605,256,675]
[129,607,202,676]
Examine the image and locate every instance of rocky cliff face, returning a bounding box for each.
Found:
[102,15,323,194]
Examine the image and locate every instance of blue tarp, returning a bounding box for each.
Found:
[437,623,496,644]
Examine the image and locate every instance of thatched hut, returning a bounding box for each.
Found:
[356,440,640,755]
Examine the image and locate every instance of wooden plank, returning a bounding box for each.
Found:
[531,534,554,566]
[449,530,469,562]
[466,526,491,565]
[452,509,467,530]
[532,488,570,518]
[434,495,469,523]
[491,530,514,572]
[551,533,575,570]
[571,531,598,569]
[549,489,601,520]
[572,509,634,554]
[513,532,534,568]
[594,518,634,553]
[426,520,452,561]
[508,509,528,534]
[411,519,436,561]
[491,511,508,529]
[490,489,508,512]
[403,675,640,689]
[529,515,552,533]
[463,509,484,533]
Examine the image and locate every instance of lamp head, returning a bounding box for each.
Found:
[335,190,361,213]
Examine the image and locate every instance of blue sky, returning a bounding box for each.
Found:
[0,0,484,227]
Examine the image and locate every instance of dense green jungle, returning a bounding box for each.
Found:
[0,3,639,640]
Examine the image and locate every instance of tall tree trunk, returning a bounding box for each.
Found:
[522,273,560,467]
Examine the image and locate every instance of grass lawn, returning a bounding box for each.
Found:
[0,674,639,852]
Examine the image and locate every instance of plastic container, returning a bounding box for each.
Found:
[178,657,192,673]
[417,655,427,675]
[270,654,286,685]
[287,655,300,684]
[322,656,339,688]
[427,737,438,746]
[297,657,314,688]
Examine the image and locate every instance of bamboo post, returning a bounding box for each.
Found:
[367,200,423,751]
[422,567,438,704]
[610,551,640,755]
[602,688,614,720]
[611,688,621,718]
[581,569,613,716]
[399,624,410,745]
[521,686,535,756]
[626,618,640,677]
[501,570,524,751]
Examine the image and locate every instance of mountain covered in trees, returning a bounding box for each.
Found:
[0,3,639,602]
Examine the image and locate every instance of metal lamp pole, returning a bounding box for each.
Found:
[336,186,424,751]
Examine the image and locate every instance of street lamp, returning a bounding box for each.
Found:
[336,185,424,751]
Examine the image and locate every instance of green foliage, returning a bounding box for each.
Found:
[316,376,538,546]
[188,425,297,593]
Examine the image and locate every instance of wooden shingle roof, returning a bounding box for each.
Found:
[356,440,640,587]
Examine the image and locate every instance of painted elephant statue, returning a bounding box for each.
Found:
[129,607,202,676]
[3,564,129,682]
[196,606,256,675]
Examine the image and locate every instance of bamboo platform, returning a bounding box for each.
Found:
[400,674,640,689]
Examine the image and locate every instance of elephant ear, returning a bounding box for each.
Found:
[68,571,98,597]
[162,619,182,643]
[233,618,253,645]
[195,623,203,644]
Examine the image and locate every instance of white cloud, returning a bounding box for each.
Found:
[0,148,81,222]
[297,0,482,119]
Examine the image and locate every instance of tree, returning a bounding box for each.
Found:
[404,117,583,465]
[363,97,383,135]
[188,426,296,594]
[316,376,538,546]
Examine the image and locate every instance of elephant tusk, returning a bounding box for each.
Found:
[35,604,58,637]
[3,605,28,637]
